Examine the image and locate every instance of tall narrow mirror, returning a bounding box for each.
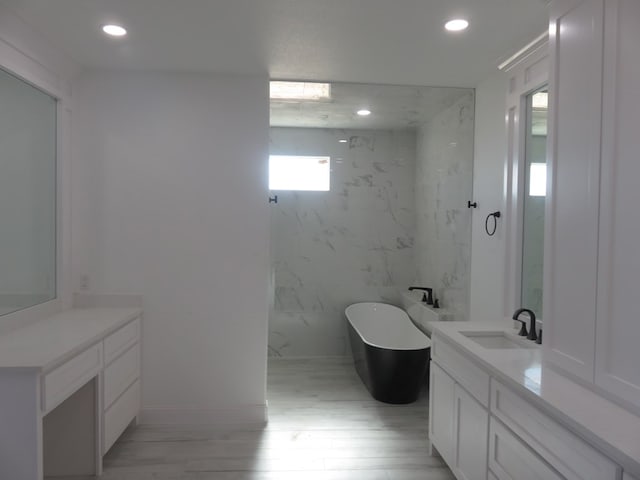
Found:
[521,88,548,316]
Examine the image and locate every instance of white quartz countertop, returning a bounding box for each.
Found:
[431,321,640,476]
[0,308,141,371]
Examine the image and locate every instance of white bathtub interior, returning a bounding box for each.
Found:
[345,302,430,350]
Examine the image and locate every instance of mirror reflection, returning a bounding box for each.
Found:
[0,68,57,316]
[268,81,475,357]
[521,88,548,316]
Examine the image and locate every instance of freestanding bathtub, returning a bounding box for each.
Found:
[345,302,431,404]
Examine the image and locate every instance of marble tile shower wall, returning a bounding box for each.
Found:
[415,92,475,323]
[269,128,416,357]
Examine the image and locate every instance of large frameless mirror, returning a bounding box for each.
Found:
[267,81,475,356]
[0,68,57,316]
[520,88,548,316]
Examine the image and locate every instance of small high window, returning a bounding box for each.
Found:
[269,155,330,191]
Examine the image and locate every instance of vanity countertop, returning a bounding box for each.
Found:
[432,321,640,476]
[0,307,141,371]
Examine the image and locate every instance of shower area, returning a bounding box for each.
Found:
[268,82,475,358]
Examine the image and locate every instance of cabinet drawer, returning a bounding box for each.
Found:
[432,334,490,406]
[489,417,563,480]
[104,380,140,454]
[491,379,619,480]
[43,343,103,413]
[104,318,140,365]
[104,343,140,409]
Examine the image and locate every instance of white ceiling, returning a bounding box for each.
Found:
[0,0,548,88]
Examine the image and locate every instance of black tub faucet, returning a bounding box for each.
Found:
[408,286,433,305]
[512,308,537,342]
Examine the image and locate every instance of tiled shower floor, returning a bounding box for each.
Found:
[53,357,454,479]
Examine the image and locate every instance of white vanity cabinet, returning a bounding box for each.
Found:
[430,338,489,480]
[546,0,640,409]
[0,308,142,480]
[430,332,622,480]
[430,364,489,480]
[490,378,618,480]
[430,362,456,467]
[544,0,603,383]
[454,384,489,480]
[488,417,564,480]
[594,0,640,410]
[102,317,142,453]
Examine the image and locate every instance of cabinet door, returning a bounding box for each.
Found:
[430,362,456,467]
[489,418,564,480]
[595,0,640,410]
[545,0,604,382]
[454,384,488,480]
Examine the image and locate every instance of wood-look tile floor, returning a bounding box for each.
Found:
[52,357,454,479]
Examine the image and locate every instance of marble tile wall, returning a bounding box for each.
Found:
[415,92,475,322]
[269,128,416,356]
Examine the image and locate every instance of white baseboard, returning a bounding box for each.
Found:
[139,404,268,426]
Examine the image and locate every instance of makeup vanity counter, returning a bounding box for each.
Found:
[0,307,142,480]
[430,321,640,480]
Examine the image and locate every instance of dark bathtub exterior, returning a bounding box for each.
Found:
[346,305,431,404]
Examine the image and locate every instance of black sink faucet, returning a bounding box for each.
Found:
[512,308,537,342]
[408,286,433,305]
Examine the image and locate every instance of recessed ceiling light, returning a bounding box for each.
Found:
[339,139,348,143]
[270,81,331,100]
[357,109,372,116]
[444,19,469,32]
[102,24,127,37]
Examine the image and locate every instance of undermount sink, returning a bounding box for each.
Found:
[461,331,537,349]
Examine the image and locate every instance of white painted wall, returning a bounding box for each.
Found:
[72,71,270,424]
[469,71,509,322]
